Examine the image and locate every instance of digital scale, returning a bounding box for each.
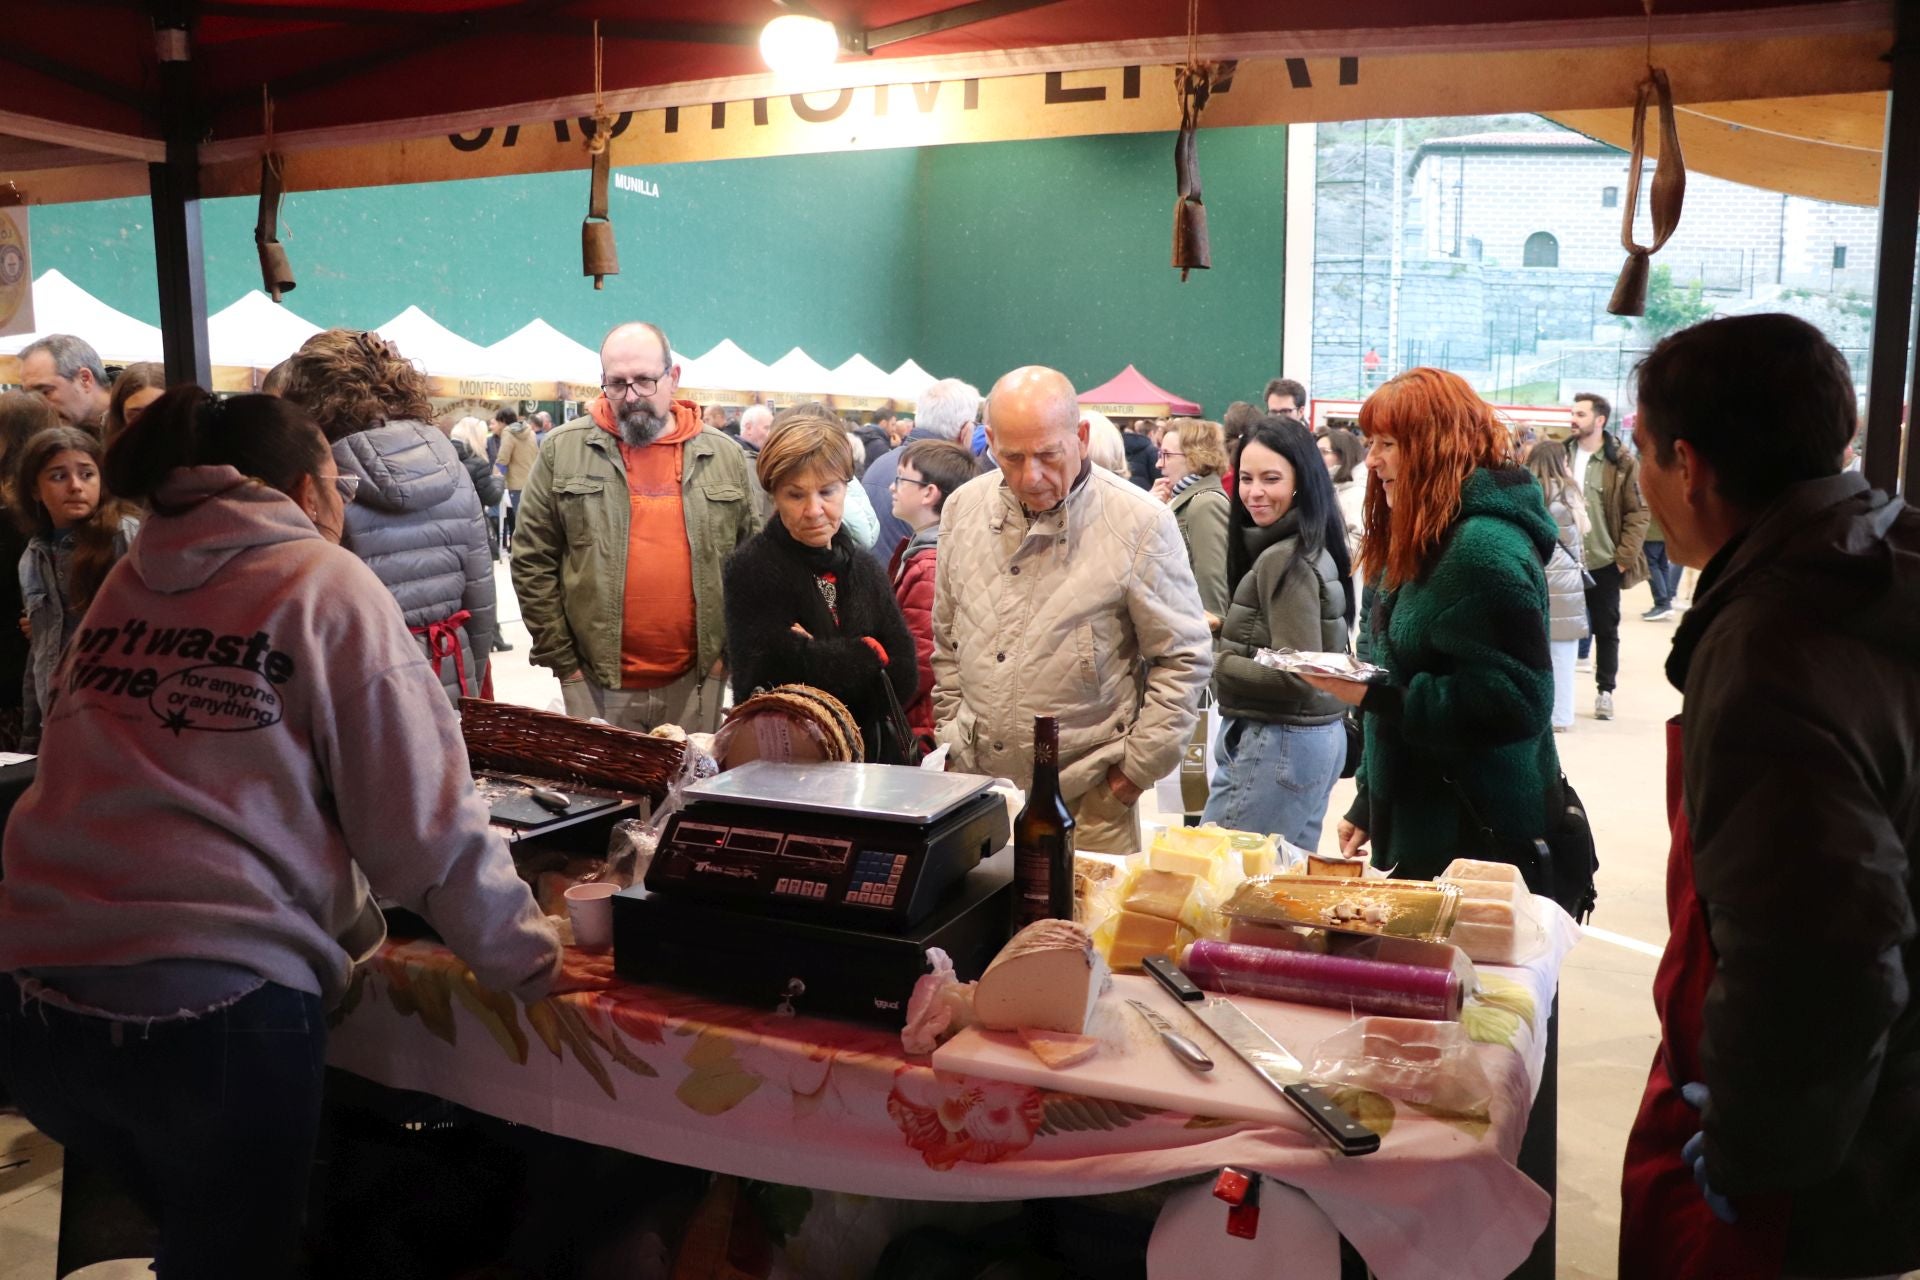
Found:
[620,761,1015,1022]
[641,761,1009,930]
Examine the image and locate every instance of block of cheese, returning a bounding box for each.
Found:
[975,919,1110,1035]
[1203,827,1280,878]
[1149,827,1231,880]
[1122,868,1200,922]
[1105,910,1186,972]
[1018,1027,1102,1070]
[1307,851,1368,880]
[1440,858,1524,886]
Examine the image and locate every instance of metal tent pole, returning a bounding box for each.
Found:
[1863,0,1919,494]
[149,3,210,389]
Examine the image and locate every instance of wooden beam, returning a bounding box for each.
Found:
[1863,0,1919,494]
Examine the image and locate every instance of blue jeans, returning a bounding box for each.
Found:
[1645,540,1675,607]
[0,975,327,1278]
[1200,718,1345,848]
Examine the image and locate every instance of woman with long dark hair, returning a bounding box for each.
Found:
[0,388,557,1278]
[1200,416,1355,846]
[1303,368,1562,880]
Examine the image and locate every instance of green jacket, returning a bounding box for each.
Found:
[510,415,759,687]
[1169,474,1230,619]
[1213,516,1350,726]
[1346,466,1563,881]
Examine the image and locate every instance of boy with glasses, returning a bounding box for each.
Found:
[888,440,976,752]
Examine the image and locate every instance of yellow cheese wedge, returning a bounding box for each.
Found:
[1105,910,1184,971]
[1149,827,1229,879]
[1122,868,1199,921]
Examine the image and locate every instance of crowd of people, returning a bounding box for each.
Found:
[0,308,1914,1279]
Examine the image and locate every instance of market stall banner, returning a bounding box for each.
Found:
[329,911,1581,1280]
[8,30,1891,207]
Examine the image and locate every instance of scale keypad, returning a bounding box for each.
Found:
[847,851,907,907]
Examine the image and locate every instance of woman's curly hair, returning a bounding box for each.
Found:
[281,328,435,442]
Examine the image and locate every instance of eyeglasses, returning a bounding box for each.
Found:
[890,476,935,491]
[333,474,361,502]
[1160,449,1186,460]
[601,369,671,400]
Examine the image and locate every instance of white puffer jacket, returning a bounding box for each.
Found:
[932,464,1212,802]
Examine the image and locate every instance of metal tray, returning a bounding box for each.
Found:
[682,761,996,825]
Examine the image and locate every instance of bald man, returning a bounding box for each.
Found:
[932,366,1212,852]
[512,321,759,733]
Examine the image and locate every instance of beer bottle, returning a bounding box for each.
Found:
[1013,715,1076,927]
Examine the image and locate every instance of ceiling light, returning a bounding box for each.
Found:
[760,14,840,77]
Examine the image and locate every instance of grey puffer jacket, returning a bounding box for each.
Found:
[1213,515,1350,725]
[1544,492,1591,643]
[334,421,496,704]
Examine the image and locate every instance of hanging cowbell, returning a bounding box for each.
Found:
[1172,64,1214,281]
[255,152,295,301]
[582,118,619,290]
[1607,66,1686,317]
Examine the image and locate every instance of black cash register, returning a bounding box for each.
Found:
[616,762,1013,1022]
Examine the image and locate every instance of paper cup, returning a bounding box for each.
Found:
[563,881,619,950]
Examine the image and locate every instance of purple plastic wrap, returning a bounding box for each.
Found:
[1181,939,1463,1021]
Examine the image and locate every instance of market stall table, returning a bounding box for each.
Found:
[328,909,1578,1280]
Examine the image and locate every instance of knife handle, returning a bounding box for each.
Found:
[1143,954,1204,1002]
[1283,1082,1381,1157]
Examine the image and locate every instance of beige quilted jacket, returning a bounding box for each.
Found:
[932,464,1213,803]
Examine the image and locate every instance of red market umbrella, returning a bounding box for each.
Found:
[1078,364,1200,418]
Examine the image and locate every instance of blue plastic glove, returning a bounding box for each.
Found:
[1680,1081,1738,1224]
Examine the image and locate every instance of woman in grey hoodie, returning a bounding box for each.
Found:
[283,329,499,703]
[0,388,559,1279]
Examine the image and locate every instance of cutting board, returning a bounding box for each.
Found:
[932,973,1352,1128]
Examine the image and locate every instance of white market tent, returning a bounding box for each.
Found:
[761,347,837,400]
[678,339,769,401]
[887,359,939,405]
[483,318,600,387]
[207,290,321,371]
[372,305,493,378]
[8,269,163,364]
[830,354,898,400]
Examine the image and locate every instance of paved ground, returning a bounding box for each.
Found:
[0,560,1689,1278]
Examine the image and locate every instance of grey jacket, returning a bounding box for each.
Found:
[333,421,496,704]
[20,515,138,747]
[1544,493,1591,643]
[1213,519,1350,725]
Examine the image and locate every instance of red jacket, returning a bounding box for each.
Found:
[888,530,939,750]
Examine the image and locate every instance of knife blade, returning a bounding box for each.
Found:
[1124,998,1215,1072]
[1143,955,1380,1157]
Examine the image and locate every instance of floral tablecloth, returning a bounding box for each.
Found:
[327,905,1579,1280]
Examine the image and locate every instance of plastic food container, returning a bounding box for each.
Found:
[1220,874,1462,942]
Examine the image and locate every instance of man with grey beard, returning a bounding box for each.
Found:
[511,321,759,733]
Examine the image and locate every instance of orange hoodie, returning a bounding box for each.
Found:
[590,397,704,689]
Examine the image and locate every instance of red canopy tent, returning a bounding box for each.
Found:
[1077,365,1201,418]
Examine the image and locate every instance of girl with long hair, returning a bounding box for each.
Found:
[0,394,59,749]
[1524,440,1592,732]
[1302,368,1563,880]
[15,425,139,746]
[1201,416,1355,846]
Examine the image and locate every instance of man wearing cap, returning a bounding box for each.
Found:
[512,321,758,734]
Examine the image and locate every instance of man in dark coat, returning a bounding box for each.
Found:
[1619,313,1920,1279]
[1122,419,1159,490]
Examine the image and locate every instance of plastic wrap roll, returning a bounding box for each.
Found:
[1181,939,1463,1021]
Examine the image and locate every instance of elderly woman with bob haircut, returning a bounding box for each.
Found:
[1154,416,1232,622]
[723,406,920,763]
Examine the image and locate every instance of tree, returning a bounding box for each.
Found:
[1638,264,1715,339]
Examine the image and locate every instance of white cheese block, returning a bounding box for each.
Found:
[1439,858,1524,885]
[974,919,1110,1035]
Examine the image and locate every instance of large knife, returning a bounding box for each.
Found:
[1144,955,1380,1156]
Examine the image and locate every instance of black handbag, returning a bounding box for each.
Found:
[872,669,924,767]
[1445,772,1598,923]
[1340,710,1363,780]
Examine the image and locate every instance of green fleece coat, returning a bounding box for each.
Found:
[1346,465,1563,881]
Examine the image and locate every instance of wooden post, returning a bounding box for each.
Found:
[1863,0,1919,494]
[148,5,210,388]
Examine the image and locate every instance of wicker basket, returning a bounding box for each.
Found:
[459,698,684,798]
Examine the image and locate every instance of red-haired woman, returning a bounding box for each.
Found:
[1301,367,1564,883]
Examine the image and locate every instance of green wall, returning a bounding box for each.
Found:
[29,127,1287,414]
[915,126,1286,418]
